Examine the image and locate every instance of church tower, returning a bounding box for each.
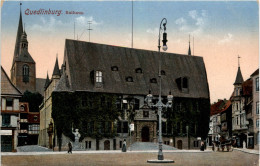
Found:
[10,4,36,93]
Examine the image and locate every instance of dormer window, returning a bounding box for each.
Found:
[96,71,102,83]
[176,77,189,93]
[126,76,133,82]
[135,68,142,73]
[161,70,166,75]
[111,66,118,71]
[150,78,157,83]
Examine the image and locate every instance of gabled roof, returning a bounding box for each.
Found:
[1,66,22,96]
[57,39,209,98]
[250,68,259,77]
[234,67,244,85]
[211,99,228,116]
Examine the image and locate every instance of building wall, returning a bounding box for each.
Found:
[252,74,259,149]
[39,77,60,147]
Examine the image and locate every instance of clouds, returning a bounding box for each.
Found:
[218,33,233,44]
[175,9,207,35]
[30,16,64,32]
[146,28,159,35]
[75,16,103,26]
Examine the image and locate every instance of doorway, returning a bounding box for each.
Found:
[104,140,110,150]
[177,140,182,149]
[141,126,150,142]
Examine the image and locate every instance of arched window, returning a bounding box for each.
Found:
[23,65,29,83]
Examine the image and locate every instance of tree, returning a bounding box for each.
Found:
[20,90,43,112]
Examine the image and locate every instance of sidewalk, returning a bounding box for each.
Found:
[1,149,212,156]
[233,148,259,155]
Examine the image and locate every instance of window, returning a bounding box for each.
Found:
[2,115,10,126]
[28,124,39,134]
[257,119,259,128]
[256,77,259,92]
[123,122,128,133]
[176,77,189,92]
[183,77,188,89]
[6,98,13,107]
[135,68,142,73]
[120,141,122,148]
[143,111,149,118]
[134,99,140,110]
[96,71,102,83]
[257,102,259,115]
[111,66,118,71]
[85,141,92,149]
[126,77,133,82]
[258,132,260,145]
[161,70,166,75]
[23,65,29,83]
[150,78,157,83]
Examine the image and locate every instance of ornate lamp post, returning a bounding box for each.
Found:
[147,18,174,163]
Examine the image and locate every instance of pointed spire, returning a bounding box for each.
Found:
[52,55,61,76]
[188,34,191,56]
[234,55,244,85]
[44,72,50,90]
[13,2,23,63]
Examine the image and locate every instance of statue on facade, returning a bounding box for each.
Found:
[72,128,81,149]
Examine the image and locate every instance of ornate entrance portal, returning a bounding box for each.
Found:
[142,126,150,142]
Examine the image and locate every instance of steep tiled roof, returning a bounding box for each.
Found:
[1,66,22,96]
[57,39,209,98]
[234,67,244,85]
[36,78,46,96]
[242,78,252,96]
[13,10,23,66]
[52,57,60,76]
[210,99,228,116]
[250,68,259,77]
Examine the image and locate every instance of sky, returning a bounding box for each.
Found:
[1,1,259,103]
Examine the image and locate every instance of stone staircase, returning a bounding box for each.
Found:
[128,142,177,151]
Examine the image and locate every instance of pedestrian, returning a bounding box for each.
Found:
[68,141,72,154]
[122,139,127,152]
[200,141,205,151]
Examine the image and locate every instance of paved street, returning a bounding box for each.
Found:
[2,150,259,166]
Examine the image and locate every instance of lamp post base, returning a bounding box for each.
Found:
[147,159,174,163]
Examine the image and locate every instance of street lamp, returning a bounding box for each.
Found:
[147,18,174,163]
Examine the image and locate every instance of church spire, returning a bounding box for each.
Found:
[234,55,244,85]
[188,34,191,56]
[13,3,23,65]
[52,55,61,77]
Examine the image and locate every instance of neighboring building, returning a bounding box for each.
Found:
[18,102,40,146]
[47,39,210,151]
[38,57,61,148]
[250,69,259,149]
[1,66,23,152]
[220,100,232,140]
[209,99,226,144]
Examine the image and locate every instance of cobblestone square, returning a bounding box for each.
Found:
[2,150,259,166]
